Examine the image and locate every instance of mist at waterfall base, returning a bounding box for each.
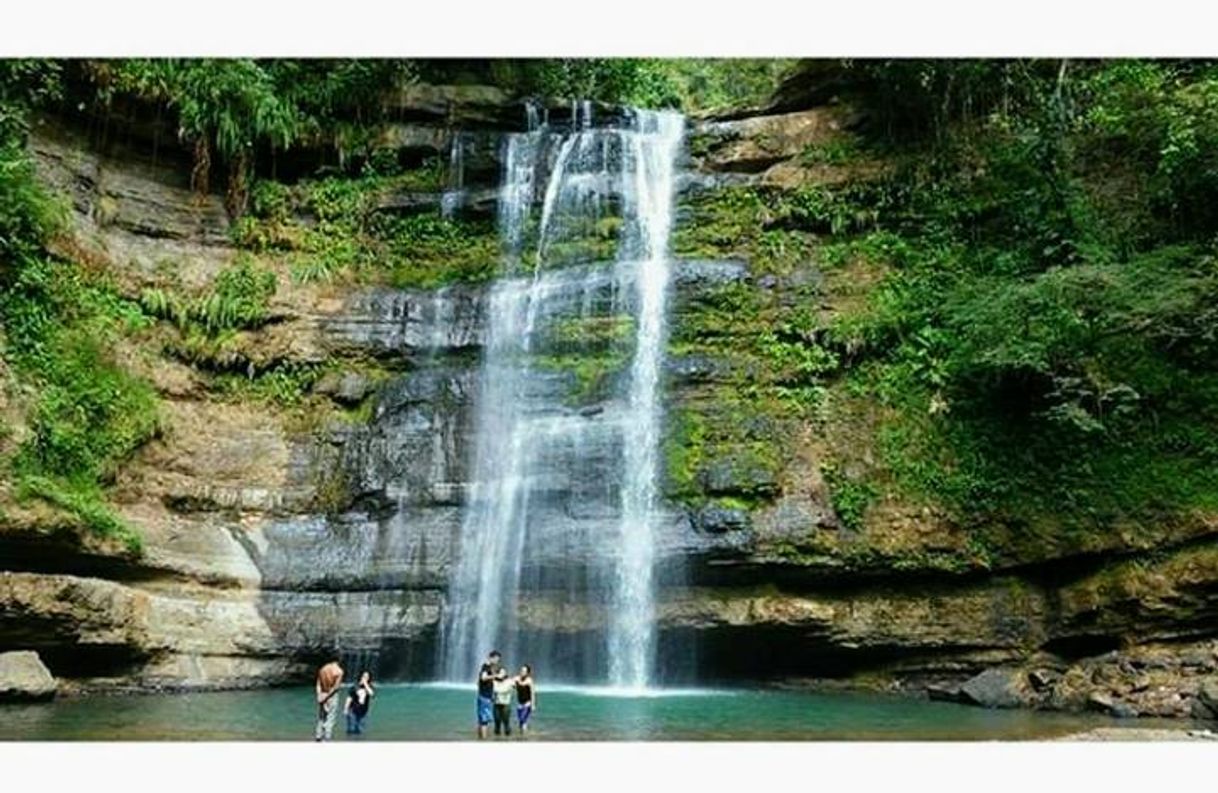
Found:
[436,104,687,690]
[0,685,1155,741]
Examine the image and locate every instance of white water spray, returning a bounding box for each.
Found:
[439,105,685,688]
[607,109,683,689]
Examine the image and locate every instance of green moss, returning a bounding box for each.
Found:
[212,361,323,408]
[234,172,502,288]
[364,154,445,191]
[709,495,756,511]
[767,533,980,575]
[767,538,840,567]
[211,358,396,435]
[309,458,354,516]
[799,138,865,167]
[546,315,634,351]
[528,312,639,408]
[535,238,621,269]
[14,475,142,553]
[663,407,708,500]
[534,350,628,407]
[340,396,377,426]
[662,264,838,508]
[663,389,785,504]
[672,185,823,276]
[820,461,877,532]
[672,187,766,260]
[376,214,500,288]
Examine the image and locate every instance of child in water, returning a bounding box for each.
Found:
[344,671,375,735]
[492,668,514,736]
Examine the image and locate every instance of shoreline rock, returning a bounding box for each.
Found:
[0,651,57,702]
[1056,727,1218,742]
[958,667,1034,709]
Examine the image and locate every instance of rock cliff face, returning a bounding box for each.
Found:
[2,86,1217,718]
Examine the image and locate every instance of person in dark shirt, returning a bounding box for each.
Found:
[476,650,501,739]
[514,665,536,735]
[344,671,375,735]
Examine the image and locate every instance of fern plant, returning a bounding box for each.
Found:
[141,256,277,338]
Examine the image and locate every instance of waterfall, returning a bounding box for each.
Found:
[440,132,467,219]
[498,102,544,266]
[438,104,685,688]
[607,110,683,689]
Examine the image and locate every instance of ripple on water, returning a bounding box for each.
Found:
[413,681,734,698]
[0,685,1196,742]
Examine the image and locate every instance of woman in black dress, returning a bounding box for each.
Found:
[514,665,536,734]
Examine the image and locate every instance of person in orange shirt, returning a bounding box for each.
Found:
[314,658,345,741]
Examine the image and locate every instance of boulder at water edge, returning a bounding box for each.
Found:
[0,651,58,701]
[958,667,1034,709]
[1191,680,1218,720]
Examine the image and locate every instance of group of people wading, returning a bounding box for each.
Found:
[476,649,537,739]
[311,650,538,740]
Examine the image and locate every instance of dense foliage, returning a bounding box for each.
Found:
[809,59,1218,540]
[66,58,791,219]
[1,61,154,548]
[432,58,794,112]
[84,59,420,216]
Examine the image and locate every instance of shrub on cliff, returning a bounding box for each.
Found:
[0,66,155,550]
[816,59,1218,532]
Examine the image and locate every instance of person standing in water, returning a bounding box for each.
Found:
[476,650,501,739]
[314,658,345,742]
[492,667,514,736]
[514,665,536,735]
[344,671,375,735]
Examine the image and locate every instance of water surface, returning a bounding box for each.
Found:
[0,684,1185,741]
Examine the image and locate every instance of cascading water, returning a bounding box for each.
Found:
[606,110,682,688]
[498,106,544,264]
[440,132,467,219]
[438,104,684,688]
